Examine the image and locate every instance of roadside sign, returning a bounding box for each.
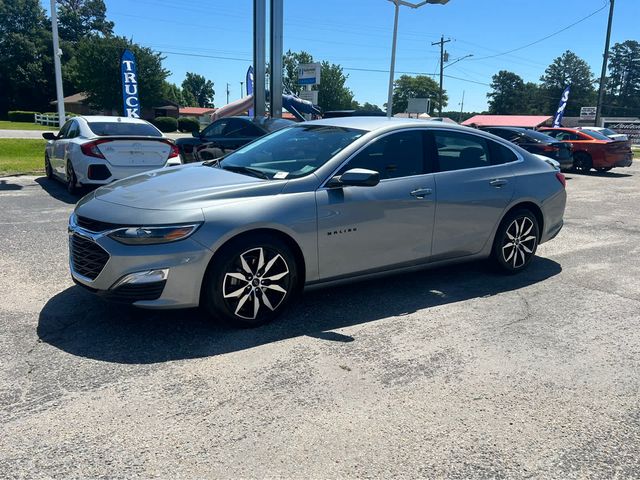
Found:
[407,98,430,114]
[299,90,318,105]
[120,49,140,118]
[580,106,597,120]
[298,63,321,85]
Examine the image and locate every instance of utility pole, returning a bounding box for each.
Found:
[226,83,230,104]
[50,0,65,127]
[432,35,450,118]
[458,90,465,123]
[240,81,244,98]
[595,0,615,127]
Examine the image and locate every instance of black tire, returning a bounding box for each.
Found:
[596,167,612,173]
[202,234,299,328]
[572,152,592,174]
[44,155,53,179]
[491,209,540,274]
[66,161,79,195]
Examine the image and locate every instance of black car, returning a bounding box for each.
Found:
[480,127,573,170]
[175,116,294,163]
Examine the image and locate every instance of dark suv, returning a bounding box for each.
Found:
[480,127,573,170]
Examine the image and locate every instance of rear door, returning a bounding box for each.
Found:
[316,129,436,279]
[429,129,519,261]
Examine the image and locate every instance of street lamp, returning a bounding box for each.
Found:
[50,0,65,127]
[386,0,450,118]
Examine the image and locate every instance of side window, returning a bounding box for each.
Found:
[543,130,559,138]
[489,141,518,165]
[201,119,228,138]
[432,131,491,172]
[340,130,425,179]
[224,119,263,138]
[67,121,80,138]
[57,120,73,139]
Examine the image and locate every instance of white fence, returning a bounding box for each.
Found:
[34,113,73,126]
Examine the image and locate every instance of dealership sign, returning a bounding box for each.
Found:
[120,49,140,118]
[297,63,321,85]
[603,118,640,145]
[580,106,597,120]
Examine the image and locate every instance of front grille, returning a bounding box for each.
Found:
[76,215,126,233]
[70,234,110,280]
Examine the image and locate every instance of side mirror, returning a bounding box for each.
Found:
[42,132,57,141]
[330,168,380,188]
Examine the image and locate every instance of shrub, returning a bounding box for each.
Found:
[152,116,178,133]
[8,111,40,122]
[178,116,200,133]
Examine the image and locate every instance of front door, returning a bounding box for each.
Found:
[316,130,436,280]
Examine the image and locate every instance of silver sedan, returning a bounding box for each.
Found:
[68,117,567,327]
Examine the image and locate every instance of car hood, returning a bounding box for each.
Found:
[92,163,287,210]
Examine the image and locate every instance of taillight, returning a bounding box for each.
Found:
[168,143,180,158]
[542,145,558,152]
[555,172,566,187]
[81,139,110,159]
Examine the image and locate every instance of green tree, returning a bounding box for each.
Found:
[74,36,169,113]
[360,102,383,112]
[57,0,113,42]
[605,40,640,116]
[0,0,53,115]
[182,72,215,108]
[317,61,356,111]
[391,75,444,115]
[540,50,596,116]
[487,70,526,114]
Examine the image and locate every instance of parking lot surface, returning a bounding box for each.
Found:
[1,166,639,478]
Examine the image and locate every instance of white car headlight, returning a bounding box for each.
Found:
[108,224,201,245]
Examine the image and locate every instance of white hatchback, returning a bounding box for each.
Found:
[43,115,181,194]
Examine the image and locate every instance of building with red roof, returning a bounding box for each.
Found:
[462,115,552,128]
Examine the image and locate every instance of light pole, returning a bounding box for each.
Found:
[595,0,615,127]
[50,0,65,127]
[386,0,450,118]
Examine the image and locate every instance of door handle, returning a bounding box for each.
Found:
[410,187,433,199]
[490,178,508,188]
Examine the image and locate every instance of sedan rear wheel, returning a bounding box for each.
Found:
[203,234,298,327]
[66,161,79,195]
[492,209,539,274]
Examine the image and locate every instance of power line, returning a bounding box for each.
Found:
[470,1,609,61]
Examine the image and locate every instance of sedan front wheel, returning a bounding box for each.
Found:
[491,209,539,274]
[203,234,298,327]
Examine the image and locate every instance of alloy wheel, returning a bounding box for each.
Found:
[222,247,291,320]
[502,217,538,269]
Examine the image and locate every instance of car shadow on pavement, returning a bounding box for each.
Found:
[35,176,83,204]
[37,257,562,365]
[0,179,23,191]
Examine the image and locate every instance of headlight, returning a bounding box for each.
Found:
[108,224,201,245]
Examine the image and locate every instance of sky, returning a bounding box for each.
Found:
[46,0,639,114]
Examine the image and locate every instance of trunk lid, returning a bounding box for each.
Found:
[91,137,173,167]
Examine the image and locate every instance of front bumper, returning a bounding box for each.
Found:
[68,220,212,309]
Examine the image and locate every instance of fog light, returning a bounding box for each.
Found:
[111,269,169,289]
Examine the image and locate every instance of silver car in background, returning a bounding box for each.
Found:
[68,118,566,327]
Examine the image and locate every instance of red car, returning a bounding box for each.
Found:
[539,127,633,173]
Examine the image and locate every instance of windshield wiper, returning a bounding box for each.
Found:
[222,165,270,180]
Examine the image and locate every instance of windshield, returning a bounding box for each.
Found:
[218,125,365,179]
[88,121,162,137]
[524,129,558,142]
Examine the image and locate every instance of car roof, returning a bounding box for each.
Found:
[303,116,467,133]
[77,115,152,124]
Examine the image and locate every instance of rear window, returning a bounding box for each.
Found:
[87,121,162,137]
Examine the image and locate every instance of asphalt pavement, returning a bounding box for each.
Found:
[1,165,639,478]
